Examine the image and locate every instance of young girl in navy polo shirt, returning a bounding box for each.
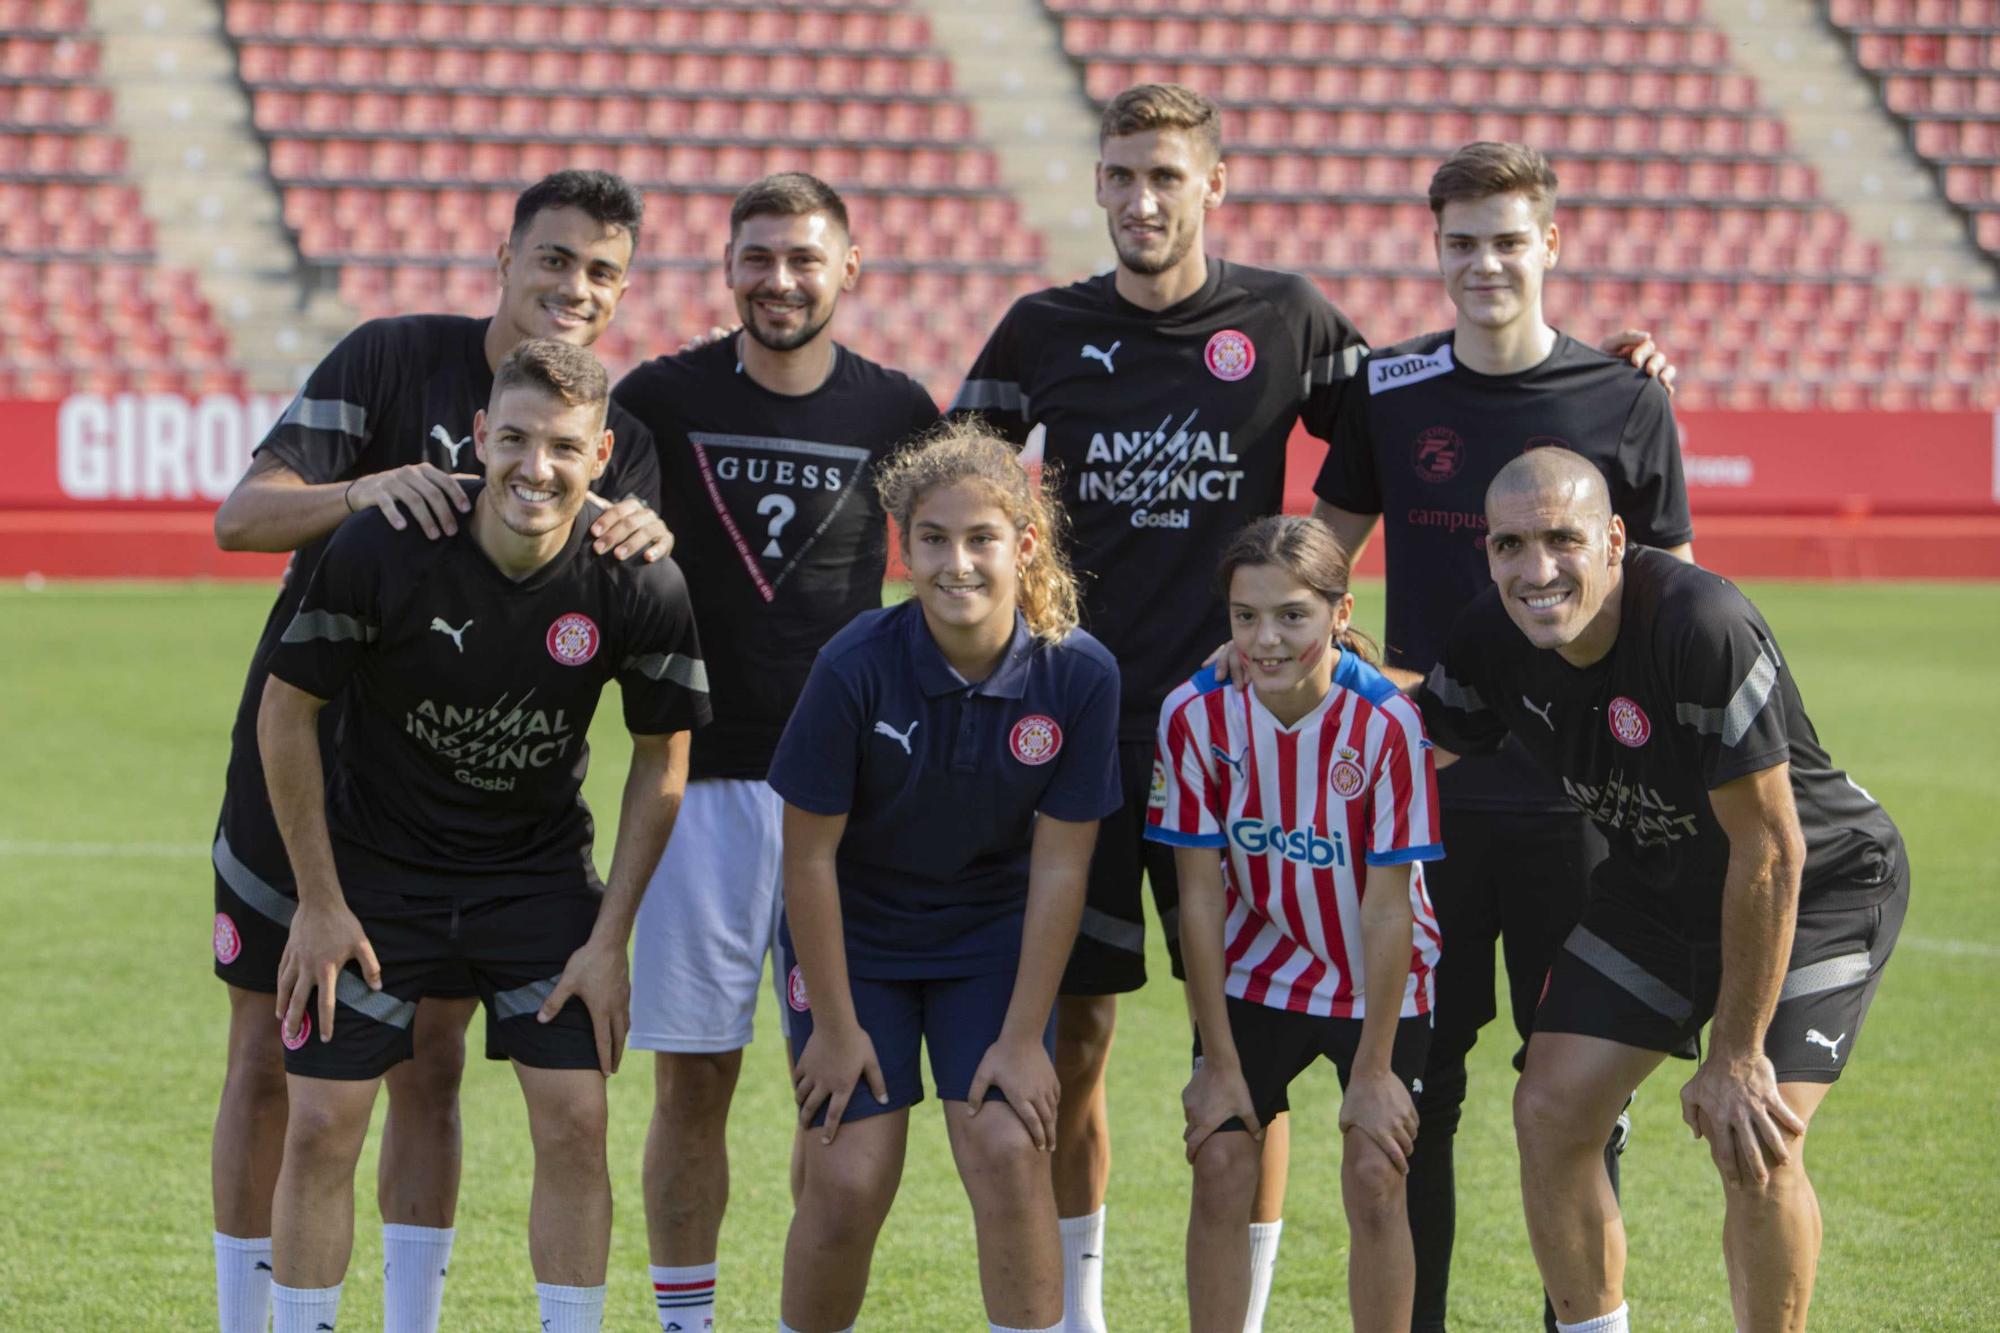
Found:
[766,421,1122,1333]
[1150,515,1444,1332]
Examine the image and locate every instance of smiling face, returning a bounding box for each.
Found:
[726,210,857,353]
[1228,561,1351,705]
[1095,128,1223,279]
[1484,477,1626,665]
[905,479,1034,642]
[473,384,612,541]
[1435,191,1558,336]
[493,205,633,349]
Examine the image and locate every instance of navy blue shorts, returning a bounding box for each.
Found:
[779,938,1054,1127]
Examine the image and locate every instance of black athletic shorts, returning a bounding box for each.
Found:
[1536,849,1908,1083]
[1061,740,1183,995]
[280,880,603,1081]
[211,829,476,999]
[1196,996,1432,1131]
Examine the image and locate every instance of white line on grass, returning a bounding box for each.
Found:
[0,839,207,859]
[1900,934,2000,960]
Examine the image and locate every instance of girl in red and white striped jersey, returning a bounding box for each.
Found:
[1147,514,1443,1332]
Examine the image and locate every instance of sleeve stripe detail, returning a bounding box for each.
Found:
[279,394,367,438]
[623,651,709,693]
[1366,842,1444,866]
[281,609,378,644]
[1077,905,1146,954]
[1676,641,1779,748]
[1304,344,1364,391]
[1778,950,1872,1002]
[1424,666,1484,713]
[1565,926,1694,1022]
[491,976,560,1021]
[1144,824,1227,849]
[949,378,1030,415]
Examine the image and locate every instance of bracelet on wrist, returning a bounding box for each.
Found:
[343,479,357,513]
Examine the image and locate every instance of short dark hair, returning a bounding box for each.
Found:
[511,169,645,253]
[1099,83,1222,161]
[729,171,850,241]
[1428,142,1559,227]
[492,338,609,416]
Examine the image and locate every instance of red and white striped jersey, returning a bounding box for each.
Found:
[1146,653,1444,1018]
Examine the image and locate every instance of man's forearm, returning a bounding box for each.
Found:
[1710,840,1800,1057]
[215,458,356,553]
[256,679,341,909]
[594,734,688,941]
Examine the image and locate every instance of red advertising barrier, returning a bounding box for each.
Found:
[1,394,1996,579]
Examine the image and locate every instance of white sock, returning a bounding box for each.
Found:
[1557,1303,1630,1333]
[651,1261,717,1332]
[381,1224,454,1333]
[1058,1206,1107,1333]
[1244,1218,1283,1333]
[214,1233,274,1333]
[536,1282,606,1333]
[991,1322,1062,1332]
[270,1281,342,1333]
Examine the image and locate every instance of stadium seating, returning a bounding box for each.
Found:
[224,0,1044,396]
[1051,0,2000,409]
[1826,0,2000,277]
[0,2,243,396]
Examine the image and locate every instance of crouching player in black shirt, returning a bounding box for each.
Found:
[256,341,710,1333]
[1416,448,1906,1333]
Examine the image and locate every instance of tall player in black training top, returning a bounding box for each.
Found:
[207,171,668,1333]
[258,340,709,1333]
[1416,448,1905,1333]
[1309,143,1692,1333]
[613,172,939,1333]
[952,85,1672,1333]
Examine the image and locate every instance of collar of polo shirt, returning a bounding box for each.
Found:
[907,606,1037,698]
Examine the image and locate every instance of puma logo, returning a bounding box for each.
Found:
[1523,696,1556,730]
[1805,1028,1846,1061]
[430,423,470,468]
[253,1261,272,1272]
[1209,742,1246,778]
[1080,340,1121,374]
[430,617,473,652]
[873,719,919,755]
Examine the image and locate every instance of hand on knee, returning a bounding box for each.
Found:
[959,1104,1052,1198]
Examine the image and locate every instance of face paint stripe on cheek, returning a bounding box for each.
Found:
[1296,638,1327,670]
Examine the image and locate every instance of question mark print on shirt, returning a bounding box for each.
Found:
[758,493,797,558]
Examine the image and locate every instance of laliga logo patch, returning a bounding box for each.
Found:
[787,964,811,1013]
[1148,758,1169,810]
[213,912,243,965]
[1204,328,1256,382]
[1608,696,1652,748]
[281,1013,311,1051]
[1010,714,1063,765]
[546,612,599,666]
[1331,759,1366,800]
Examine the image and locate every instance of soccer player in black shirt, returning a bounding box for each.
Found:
[612,172,939,1333]
[206,170,669,1333]
[1309,143,1692,1332]
[258,341,709,1333]
[1416,449,1905,1333]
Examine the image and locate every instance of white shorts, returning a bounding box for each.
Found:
[628,778,788,1053]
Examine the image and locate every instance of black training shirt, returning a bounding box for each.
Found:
[1315,330,1691,813]
[615,340,939,780]
[1417,548,1901,939]
[217,314,660,886]
[951,259,1366,741]
[265,483,709,896]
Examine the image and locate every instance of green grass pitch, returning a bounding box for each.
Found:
[1,579,1996,1330]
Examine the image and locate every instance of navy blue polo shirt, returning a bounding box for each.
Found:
[768,599,1123,978]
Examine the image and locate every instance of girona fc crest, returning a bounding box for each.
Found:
[213,912,243,965]
[1009,714,1063,765]
[1608,696,1652,747]
[1330,760,1366,800]
[787,965,811,1013]
[1204,329,1256,382]
[282,1013,311,1051]
[546,612,599,666]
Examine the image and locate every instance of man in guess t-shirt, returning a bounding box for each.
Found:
[258,341,708,1333]
[1417,449,1906,1333]
[612,172,939,1332]
[204,170,669,1333]
[1309,143,1692,1332]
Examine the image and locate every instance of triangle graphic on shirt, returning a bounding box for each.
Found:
[687,432,873,603]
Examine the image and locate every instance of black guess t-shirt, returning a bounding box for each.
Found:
[216,314,659,887]
[265,483,709,895]
[1316,330,1692,813]
[951,259,1366,741]
[1417,548,1901,938]
[615,340,940,780]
